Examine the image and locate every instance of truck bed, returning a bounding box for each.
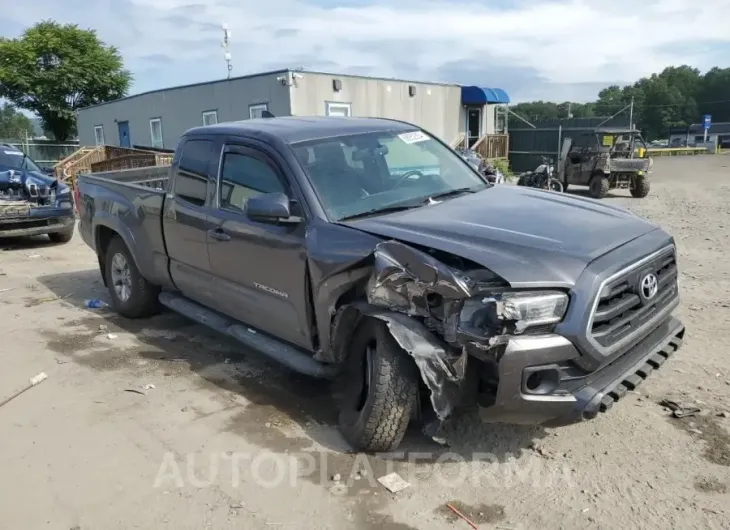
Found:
[76,165,173,288]
[88,165,171,190]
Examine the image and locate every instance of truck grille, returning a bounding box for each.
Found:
[589,247,678,354]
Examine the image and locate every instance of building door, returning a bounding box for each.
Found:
[467,108,482,147]
[117,121,131,148]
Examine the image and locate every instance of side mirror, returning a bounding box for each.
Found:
[42,166,55,175]
[246,192,293,221]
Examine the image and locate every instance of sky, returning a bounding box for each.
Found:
[1,0,730,104]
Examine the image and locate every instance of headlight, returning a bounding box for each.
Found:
[499,291,569,327]
[458,290,569,338]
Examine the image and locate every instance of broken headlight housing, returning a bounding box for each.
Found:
[459,290,569,339]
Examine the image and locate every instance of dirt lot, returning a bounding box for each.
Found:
[0,155,729,530]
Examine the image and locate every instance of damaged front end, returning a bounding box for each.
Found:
[355,240,570,432]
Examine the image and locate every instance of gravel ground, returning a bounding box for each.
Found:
[0,155,728,530]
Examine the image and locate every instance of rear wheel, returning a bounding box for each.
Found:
[104,236,160,318]
[589,174,609,199]
[338,318,419,452]
[630,174,651,198]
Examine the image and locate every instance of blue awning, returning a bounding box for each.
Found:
[461,86,511,105]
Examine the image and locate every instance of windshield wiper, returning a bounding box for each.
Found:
[339,203,423,221]
[424,187,478,202]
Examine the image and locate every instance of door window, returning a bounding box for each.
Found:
[219,152,286,212]
[173,139,213,207]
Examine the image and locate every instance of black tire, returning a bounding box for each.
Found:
[630,174,651,198]
[338,318,419,452]
[589,174,609,199]
[104,236,160,318]
[517,175,527,186]
[548,179,563,193]
[48,226,74,244]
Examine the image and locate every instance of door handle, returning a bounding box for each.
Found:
[208,228,231,242]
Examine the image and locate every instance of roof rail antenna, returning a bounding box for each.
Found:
[261,110,275,118]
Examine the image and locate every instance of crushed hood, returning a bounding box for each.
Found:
[342,185,658,288]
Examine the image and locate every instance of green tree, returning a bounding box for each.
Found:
[0,20,131,141]
[0,102,34,140]
[511,101,559,122]
[698,67,730,122]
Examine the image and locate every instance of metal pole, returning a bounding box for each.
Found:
[556,124,563,177]
[506,108,537,129]
[629,96,634,129]
[595,102,632,129]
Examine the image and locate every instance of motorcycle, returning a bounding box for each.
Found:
[457,148,505,184]
[516,156,563,192]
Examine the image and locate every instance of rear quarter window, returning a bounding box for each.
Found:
[174,139,214,206]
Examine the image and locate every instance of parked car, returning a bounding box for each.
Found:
[0,143,75,242]
[76,117,684,452]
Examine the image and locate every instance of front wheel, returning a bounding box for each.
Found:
[630,174,651,198]
[338,318,419,452]
[104,236,160,318]
[48,226,74,244]
[546,178,563,193]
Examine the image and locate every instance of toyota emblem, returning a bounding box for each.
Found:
[640,273,659,300]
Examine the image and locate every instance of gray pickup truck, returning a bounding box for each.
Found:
[76,117,684,452]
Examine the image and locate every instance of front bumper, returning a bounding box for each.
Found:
[0,206,75,238]
[478,316,685,426]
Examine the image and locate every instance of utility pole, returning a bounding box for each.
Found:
[629,96,634,129]
[221,24,232,78]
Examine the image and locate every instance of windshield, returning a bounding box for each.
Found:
[0,147,42,173]
[291,129,488,221]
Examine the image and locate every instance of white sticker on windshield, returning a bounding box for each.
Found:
[3,150,22,155]
[398,131,429,144]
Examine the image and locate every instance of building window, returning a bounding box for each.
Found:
[94,125,105,146]
[202,110,218,126]
[149,118,164,149]
[325,102,351,117]
[249,103,269,119]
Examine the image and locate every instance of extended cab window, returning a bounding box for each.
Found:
[219,152,286,212]
[174,139,213,206]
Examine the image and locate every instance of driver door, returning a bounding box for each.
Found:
[206,142,313,349]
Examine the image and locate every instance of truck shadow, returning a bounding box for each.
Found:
[38,269,549,465]
[563,188,624,199]
[0,235,58,250]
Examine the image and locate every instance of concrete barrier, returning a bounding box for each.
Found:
[647,147,708,157]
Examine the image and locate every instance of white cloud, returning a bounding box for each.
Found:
[3,0,730,101]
